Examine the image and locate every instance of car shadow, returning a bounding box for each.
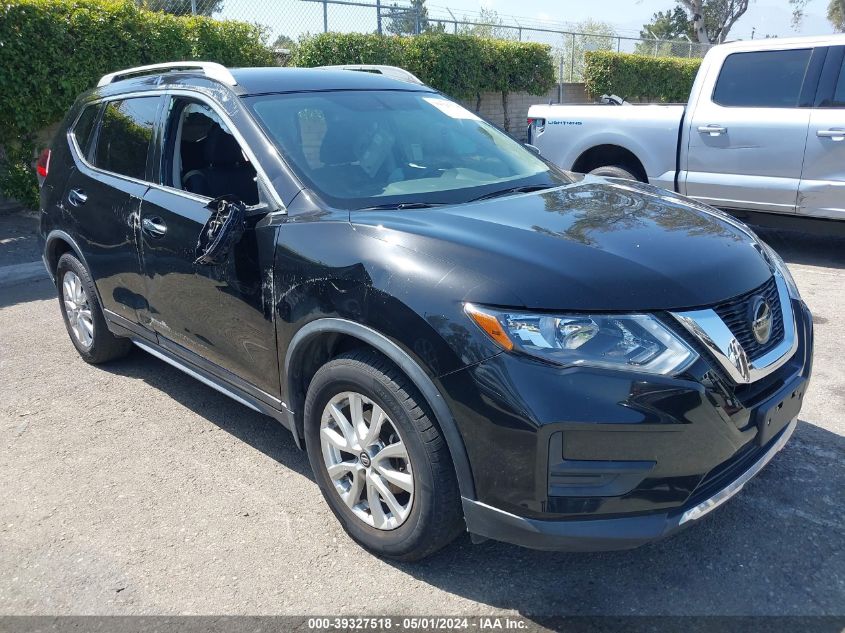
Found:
[99,346,313,482]
[754,226,845,270]
[390,418,845,618]
[0,276,55,310]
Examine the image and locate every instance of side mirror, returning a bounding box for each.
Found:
[524,143,541,155]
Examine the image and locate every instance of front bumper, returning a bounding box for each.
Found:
[440,299,813,551]
[462,418,796,551]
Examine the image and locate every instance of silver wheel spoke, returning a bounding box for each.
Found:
[361,404,386,447]
[375,464,413,492]
[349,392,366,441]
[326,461,356,480]
[370,471,407,521]
[328,402,357,450]
[374,441,408,463]
[321,426,350,452]
[366,475,388,529]
[341,470,364,509]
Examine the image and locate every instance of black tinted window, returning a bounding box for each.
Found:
[93,97,158,180]
[832,59,845,106]
[713,49,811,107]
[72,105,99,157]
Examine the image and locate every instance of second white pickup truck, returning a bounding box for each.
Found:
[528,35,845,222]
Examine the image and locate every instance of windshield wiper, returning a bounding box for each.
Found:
[358,202,446,210]
[469,184,555,202]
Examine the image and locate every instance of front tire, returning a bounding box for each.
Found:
[56,253,132,364]
[304,349,463,561]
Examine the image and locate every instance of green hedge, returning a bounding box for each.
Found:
[290,32,555,100]
[583,51,701,103]
[0,0,274,209]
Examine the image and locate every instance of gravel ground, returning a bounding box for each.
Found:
[0,227,842,619]
[0,212,40,269]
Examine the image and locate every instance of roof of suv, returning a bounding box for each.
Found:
[230,67,432,94]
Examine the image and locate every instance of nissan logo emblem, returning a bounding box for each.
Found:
[750,296,773,345]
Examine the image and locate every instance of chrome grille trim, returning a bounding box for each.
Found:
[670,275,797,385]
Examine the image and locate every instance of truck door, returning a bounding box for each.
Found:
[798,46,845,220]
[684,47,816,215]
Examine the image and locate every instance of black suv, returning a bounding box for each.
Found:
[39,62,813,561]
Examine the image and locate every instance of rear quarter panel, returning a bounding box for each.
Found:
[528,103,685,190]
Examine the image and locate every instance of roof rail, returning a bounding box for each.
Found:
[319,64,425,86]
[96,61,237,88]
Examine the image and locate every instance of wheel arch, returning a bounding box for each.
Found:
[284,318,477,501]
[571,144,648,182]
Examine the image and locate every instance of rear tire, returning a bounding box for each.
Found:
[56,253,132,364]
[588,165,638,181]
[304,348,463,561]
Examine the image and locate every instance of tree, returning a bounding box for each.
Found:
[272,34,296,50]
[459,8,517,40]
[640,6,694,40]
[139,0,224,16]
[385,0,431,35]
[677,0,750,43]
[559,19,616,82]
[828,0,845,31]
[790,0,844,32]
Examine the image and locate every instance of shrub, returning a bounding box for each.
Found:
[583,51,701,103]
[0,0,274,208]
[290,32,555,100]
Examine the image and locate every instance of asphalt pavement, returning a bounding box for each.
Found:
[0,226,843,619]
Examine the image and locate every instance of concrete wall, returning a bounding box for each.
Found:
[458,83,590,140]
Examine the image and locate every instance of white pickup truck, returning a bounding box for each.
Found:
[528,35,845,222]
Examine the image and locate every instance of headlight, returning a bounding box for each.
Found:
[465,304,698,376]
[760,242,800,300]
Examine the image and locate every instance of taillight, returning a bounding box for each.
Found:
[527,117,546,132]
[36,148,51,186]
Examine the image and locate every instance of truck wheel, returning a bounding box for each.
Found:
[589,165,638,181]
[56,252,132,364]
[304,349,464,561]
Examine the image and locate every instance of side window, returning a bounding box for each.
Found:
[831,59,845,106]
[71,104,100,158]
[713,49,812,108]
[92,97,158,180]
[162,97,258,205]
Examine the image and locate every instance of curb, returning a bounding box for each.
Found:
[0,261,49,287]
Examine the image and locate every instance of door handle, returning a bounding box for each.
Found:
[67,188,88,207]
[698,125,727,136]
[142,216,167,238]
[817,129,845,141]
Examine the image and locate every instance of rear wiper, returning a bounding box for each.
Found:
[358,202,446,210]
[469,184,554,202]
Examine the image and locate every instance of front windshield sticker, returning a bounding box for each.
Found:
[422,97,481,121]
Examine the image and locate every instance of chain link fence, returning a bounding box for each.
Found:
[149,0,711,82]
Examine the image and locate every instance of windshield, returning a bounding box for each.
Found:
[245,90,570,209]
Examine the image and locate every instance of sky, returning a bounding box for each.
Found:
[431,0,836,40]
[218,0,838,44]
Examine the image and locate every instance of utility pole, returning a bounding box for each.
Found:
[376,0,382,35]
[323,0,328,32]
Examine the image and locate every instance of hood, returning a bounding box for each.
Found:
[351,177,773,311]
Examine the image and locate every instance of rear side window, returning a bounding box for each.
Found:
[832,59,845,106]
[713,49,812,108]
[92,97,159,180]
[71,105,99,157]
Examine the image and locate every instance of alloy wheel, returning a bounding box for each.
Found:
[62,271,94,349]
[319,391,414,530]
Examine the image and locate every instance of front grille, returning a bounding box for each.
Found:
[713,276,784,360]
